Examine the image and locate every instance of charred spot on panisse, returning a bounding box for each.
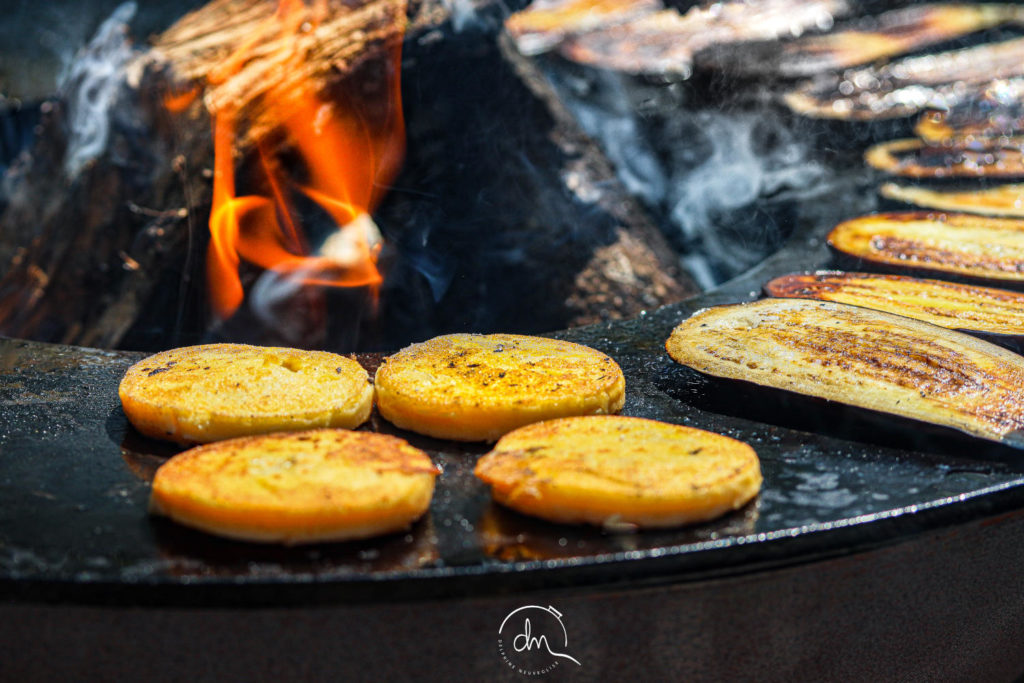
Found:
[119,343,373,444]
[149,429,439,544]
[374,333,626,441]
[474,415,761,528]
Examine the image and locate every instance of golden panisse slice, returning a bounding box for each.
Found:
[474,415,760,528]
[865,137,1024,179]
[666,298,1024,447]
[150,429,439,544]
[828,211,1024,283]
[765,271,1024,338]
[120,343,373,444]
[374,333,625,441]
[880,182,1024,218]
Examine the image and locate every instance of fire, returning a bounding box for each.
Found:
[175,0,405,319]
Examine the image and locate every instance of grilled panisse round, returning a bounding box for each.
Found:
[374,333,625,441]
[666,298,1024,447]
[150,429,439,544]
[765,271,1024,341]
[120,344,373,444]
[865,138,1024,179]
[880,183,1024,218]
[828,212,1024,283]
[474,415,761,528]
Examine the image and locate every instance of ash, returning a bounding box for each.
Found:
[545,64,833,289]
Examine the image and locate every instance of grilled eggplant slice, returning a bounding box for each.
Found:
[828,212,1024,284]
[701,3,1024,79]
[666,298,1024,448]
[880,182,1024,217]
[784,38,1024,120]
[915,83,1024,143]
[505,0,660,57]
[764,271,1024,347]
[556,0,847,76]
[865,138,1024,179]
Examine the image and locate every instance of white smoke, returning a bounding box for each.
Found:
[566,69,667,206]
[552,66,830,288]
[666,110,827,287]
[443,0,502,32]
[58,2,138,178]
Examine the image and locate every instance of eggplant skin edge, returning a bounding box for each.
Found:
[827,212,1024,286]
[665,298,1024,450]
[763,271,1024,347]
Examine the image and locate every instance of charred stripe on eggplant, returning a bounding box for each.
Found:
[666,298,1024,446]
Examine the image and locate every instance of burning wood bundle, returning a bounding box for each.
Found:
[0,0,695,351]
[157,0,407,321]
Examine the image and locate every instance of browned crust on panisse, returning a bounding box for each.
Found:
[827,211,1024,283]
[150,429,439,544]
[880,182,1024,218]
[765,271,1024,336]
[865,138,1024,179]
[119,343,373,445]
[374,334,625,442]
[474,415,761,529]
[666,298,1024,446]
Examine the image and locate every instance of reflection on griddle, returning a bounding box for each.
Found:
[477,499,759,562]
[120,428,184,483]
[150,513,440,577]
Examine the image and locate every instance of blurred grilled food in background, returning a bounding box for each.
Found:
[700,3,1024,79]
[828,212,1024,284]
[765,271,1024,350]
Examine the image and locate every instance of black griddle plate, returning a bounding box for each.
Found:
[4,198,1024,608]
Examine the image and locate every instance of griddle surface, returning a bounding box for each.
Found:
[4,211,1024,606]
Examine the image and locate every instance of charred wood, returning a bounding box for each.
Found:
[0,0,695,351]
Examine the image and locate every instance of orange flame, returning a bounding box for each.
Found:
[187,0,405,319]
